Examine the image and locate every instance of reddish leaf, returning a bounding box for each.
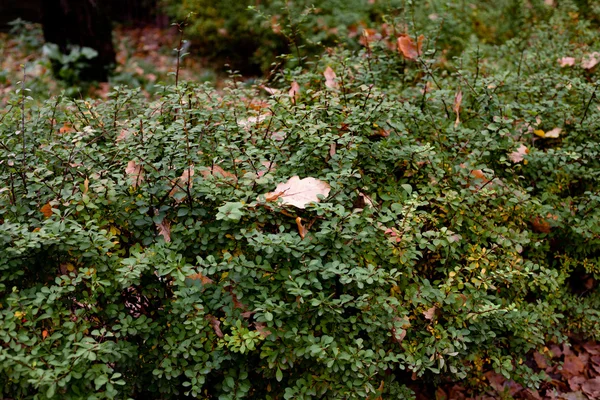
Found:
[397,34,424,60]
[558,57,576,67]
[187,272,213,285]
[509,144,529,163]
[40,203,53,218]
[265,176,331,209]
[423,306,436,321]
[561,354,586,378]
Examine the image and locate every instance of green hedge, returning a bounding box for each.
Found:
[1,2,600,398]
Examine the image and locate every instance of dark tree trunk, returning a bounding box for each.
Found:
[41,0,116,82]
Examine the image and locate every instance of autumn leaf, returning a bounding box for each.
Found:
[199,164,236,181]
[58,123,74,134]
[397,34,424,60]
[83,177,89,195]
[289,81,300,104]
[169,165,195,198]
[42,330,49,340]
[453,90,463,127]
[187,272,214,285]
[534,128,561,138]
[581,52,600,70]
[265,176,331,209]
[509,144,529,163]
[237,113,270,129]
[206,315,223,338]
[156,218,171,243]
[296,217,308,239]
[254,322,272,338]
[324,66,338,89]
[40,202,54,218]
[125,160,144,188]
[423,306,436,320]
[558,57,576,67]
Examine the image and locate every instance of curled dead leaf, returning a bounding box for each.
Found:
[296,217,308,239]
[207,315,223,338]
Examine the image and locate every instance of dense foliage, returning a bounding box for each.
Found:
[1,0,600,398]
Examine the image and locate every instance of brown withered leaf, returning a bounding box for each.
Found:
[582,52,600,70]
[324,66,338,89]
[199,164,236,181]
[187,272,214,285]
[156,218,171,243]
[296,217,308,240]
[531,217,551,234]
[169,165,195,198]
[40,202,54,218]
[533,351,549,369]
[397,34,424,60]
[509,144,529,163]
[207,315,223,338]
[254,322,272,338]
[125,160,144,188]
[582,377,600,398]
[265,176,331,209]
[423,306,436,321]
[558,57,576,67]
[453,90,463,127]
[561,354,586,379]
[289,81,300,104]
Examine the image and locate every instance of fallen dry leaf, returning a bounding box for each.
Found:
[581,52,600,70]
[156,218,171,243]
[509,144,529,163]
[582,377,600,398]
[289,81,300,104]
[207,315,223,338]
[453,90,463,127]
[187,272,213,285]
[40,202,54,218]
[558,57,576,67]
[324,66,338,89]
[254,322,272,338]
[296,217,308,239]
[423,306,436,321]
[125,160,144,188]
[561,354,586,378]
[397,34,424,60]
[544,127,562,138]
[265,176,331,209]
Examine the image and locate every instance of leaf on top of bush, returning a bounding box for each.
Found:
[509,144,529,163]
[397,34,424,60]
[581,52,600,70]
[265,176,331,209]
[558,57,575,67]
[324,66,338,89]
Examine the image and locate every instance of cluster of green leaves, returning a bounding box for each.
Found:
[1,1,600,398]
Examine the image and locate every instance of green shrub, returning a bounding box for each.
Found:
[1,2,600,399]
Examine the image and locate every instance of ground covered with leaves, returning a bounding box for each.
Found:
[1,1,600,399]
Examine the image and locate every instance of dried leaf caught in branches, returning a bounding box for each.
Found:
[397,34,424,60]
[125,160,144,188]
[324,66,338,89]
[265,176,331,209]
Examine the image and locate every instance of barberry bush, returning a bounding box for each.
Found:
[1,1,599,398]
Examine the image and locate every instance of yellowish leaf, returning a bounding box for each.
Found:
[296,217,308,239]
[533,129,546,138]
